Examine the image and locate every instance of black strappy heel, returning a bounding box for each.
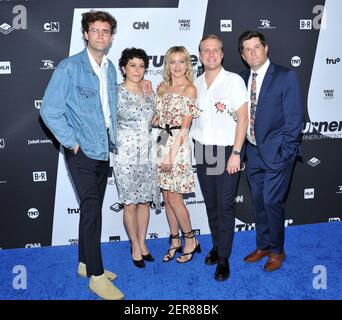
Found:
[162,233,182,262]
[176,230,201,264]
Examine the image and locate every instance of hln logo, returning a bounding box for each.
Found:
[304,188,315,199]
[44,22,60,32]
[133,21,149,30]
[0,61,11,74]
[33,171,47,182]
[220,20,232,32]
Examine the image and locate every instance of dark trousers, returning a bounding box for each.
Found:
[246,143,294,254]
[194,141,240,259]
[64,147,109,277]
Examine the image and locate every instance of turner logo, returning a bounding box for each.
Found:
[291,56,301,67]
[302,121,342,137]
[133,21,149,30]
[27,208,39,219]
[32,171,47,182]
[258,19,276,29]
[304,188,315,199]
[220,19,232,32]
[0,61,11,74]
[0,138,5,149]
[0,5,27,35]
[44,22,60,32]
[307,157,321,167]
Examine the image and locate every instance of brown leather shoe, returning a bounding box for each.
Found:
[244,249,270,263]
[263,251,286,272]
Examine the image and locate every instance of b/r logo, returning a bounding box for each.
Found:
[32,171,47,182]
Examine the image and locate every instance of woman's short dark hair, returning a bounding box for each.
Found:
[238,31,267,54]
[119,48,149,77]
[81,10,117,34]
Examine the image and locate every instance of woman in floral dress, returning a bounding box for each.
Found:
[113,48,156,268]
[155,46,200,263]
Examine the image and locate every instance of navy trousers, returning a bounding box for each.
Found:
[246,143,294,254]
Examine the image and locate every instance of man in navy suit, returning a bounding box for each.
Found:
[238,31,304,271]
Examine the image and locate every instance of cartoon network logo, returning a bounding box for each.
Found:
[0,61,11,74]
[44,22,60,32]
[27,208,39,219]
[110,203,124,212]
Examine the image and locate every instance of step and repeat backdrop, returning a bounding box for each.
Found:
[0,0,341,249]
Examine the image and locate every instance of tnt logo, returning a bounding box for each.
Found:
[0,138,4,149]
[44,22,60,32]
[34,100,42,109]
[300,20,312,29]
[27,208,39,219]
[220,20,232,32]
[329,217,341,222]
[33,171,47,182]
[291,56,302,67]
[25,243,41,248]
[133,21,149,30]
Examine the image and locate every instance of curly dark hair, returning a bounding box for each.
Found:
[119,48,149,78]
[81,10,117,36]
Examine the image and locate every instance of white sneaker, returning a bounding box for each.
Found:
[77,262,117,281]
[89,274,124,300]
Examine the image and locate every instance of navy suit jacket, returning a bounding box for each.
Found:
[240,62,304,171]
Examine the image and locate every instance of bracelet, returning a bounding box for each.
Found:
[232,149,241,156]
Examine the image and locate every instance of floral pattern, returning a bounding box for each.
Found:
[155,93,199,194]
[113,85,159,205]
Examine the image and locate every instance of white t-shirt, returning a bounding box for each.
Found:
[190,67,248,146]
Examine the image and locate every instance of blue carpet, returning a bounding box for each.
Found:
[0,222,341,300]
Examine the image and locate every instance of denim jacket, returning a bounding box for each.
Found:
[40,48,117,161]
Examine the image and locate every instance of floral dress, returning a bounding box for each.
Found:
[113,85,158,205]
[156,92,199,194]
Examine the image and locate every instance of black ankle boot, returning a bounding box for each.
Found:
[215,257,229,281]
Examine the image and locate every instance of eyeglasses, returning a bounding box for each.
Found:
[88,28,111,36]
[201,48,222,55]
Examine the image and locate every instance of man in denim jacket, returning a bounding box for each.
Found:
[40,10,123,300]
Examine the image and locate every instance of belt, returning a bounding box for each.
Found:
[157,124,181,137]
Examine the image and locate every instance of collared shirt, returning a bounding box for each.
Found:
[246,59,270,145]
[87,49,111,128]
[190,67,248,146]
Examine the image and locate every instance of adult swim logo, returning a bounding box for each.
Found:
[0,5,27,35]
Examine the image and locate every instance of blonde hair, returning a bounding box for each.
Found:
[159,46,193,96]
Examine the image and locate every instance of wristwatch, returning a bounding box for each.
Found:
[232,149,241,156]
